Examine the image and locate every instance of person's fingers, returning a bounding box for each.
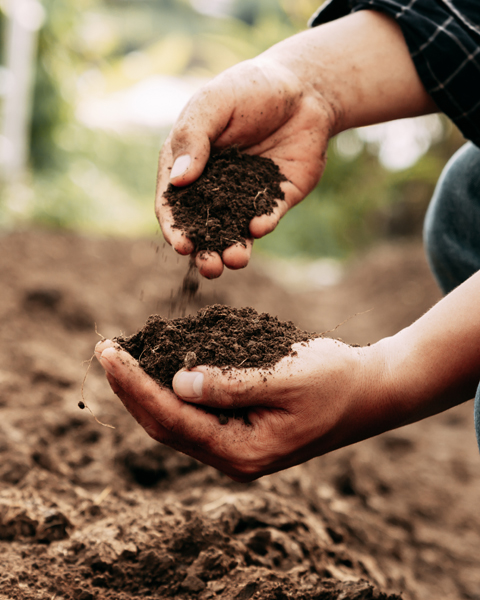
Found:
[172,337,338,412]
[159,210,194,255]
[222,239,253,270]
[166,82,237,188]
[195,251,224,279]
[104,372,251,477]
[105,372,121,395]
[155,142,195,255]
[105,372,170,439]
[95,338,115,356]
[249,199,289,239]
[97,346,222,442]
[99,349,182,442]
[154,80,236,257]
[97,346,267,478]
[172,359,294,410]
[243,94,330,235]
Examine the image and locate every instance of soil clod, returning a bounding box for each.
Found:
[163,146,288,255]
[115,304,320,391]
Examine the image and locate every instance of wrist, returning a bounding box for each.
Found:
[331,341,405,449]
[263,11,436,137]
[310,341,397,455]
[375,321,479,428]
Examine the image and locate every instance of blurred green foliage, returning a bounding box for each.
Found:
[1,125,160,235]
[0,0,464,258]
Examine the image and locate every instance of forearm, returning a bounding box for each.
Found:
[371,272,480,430]
[259,10,438,135]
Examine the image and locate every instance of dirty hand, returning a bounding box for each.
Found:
[156,56,333,279]
[156,11,437,279]
[95,337,397,481]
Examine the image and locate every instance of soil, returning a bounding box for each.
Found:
[116,305,319,390]
[170,258,200,317]
[1,228,480,600]
[163,147,287,254]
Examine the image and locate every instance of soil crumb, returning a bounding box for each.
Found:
[115,304,320,390]
[163,146,287,255]
[181,258,200,299]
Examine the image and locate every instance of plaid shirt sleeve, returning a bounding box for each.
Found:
[309,0,480,148]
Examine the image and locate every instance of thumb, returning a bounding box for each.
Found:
[172,365,270,408]
[167,80,236,187]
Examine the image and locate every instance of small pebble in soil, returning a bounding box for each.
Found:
[184,351,197,370]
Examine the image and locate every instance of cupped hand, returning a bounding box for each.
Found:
[95,337,390,482]
[156,57,336,278]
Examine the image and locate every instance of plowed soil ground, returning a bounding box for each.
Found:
[1,229,479,600]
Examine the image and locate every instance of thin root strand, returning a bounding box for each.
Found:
[320,309,373,336]
[82,401,115,430]
[95,323,105,340]
[80,352,115,429]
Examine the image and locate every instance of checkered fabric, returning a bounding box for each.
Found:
[310,0,480,147]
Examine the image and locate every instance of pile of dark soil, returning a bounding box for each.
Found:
[116,304,319,390]
[2,230,480,600]
[163,147,287,254]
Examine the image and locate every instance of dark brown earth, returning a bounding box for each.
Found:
[163,147,287,254]
[1,229,480,600]
[116,305,319,390]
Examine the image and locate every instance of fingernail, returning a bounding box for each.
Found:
[174,371,204,399]
[170,154,191,179]
[95,338,113,356]
[98,347,117,375]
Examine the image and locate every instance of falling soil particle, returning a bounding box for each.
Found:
[170,256,200,316]
[115,304,320,391]
[163,146,287,255]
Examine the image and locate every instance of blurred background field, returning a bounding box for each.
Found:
[0,0,466,260]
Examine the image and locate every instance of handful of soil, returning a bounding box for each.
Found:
[163,147,288,255]
[115,304,320,390]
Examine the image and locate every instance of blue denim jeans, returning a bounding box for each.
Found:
[424,142,480,449]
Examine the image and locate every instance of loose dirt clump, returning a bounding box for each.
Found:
[115,304,320,390]
[163,146,287,255]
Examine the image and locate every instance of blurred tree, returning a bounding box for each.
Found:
[0,6,4,64]
[29,0,81,170]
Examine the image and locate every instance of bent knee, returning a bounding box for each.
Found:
[424,143,480,294]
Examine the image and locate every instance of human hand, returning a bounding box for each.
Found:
[95,337,392,481]
[157,10,438,279]
[157,57,335,279]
